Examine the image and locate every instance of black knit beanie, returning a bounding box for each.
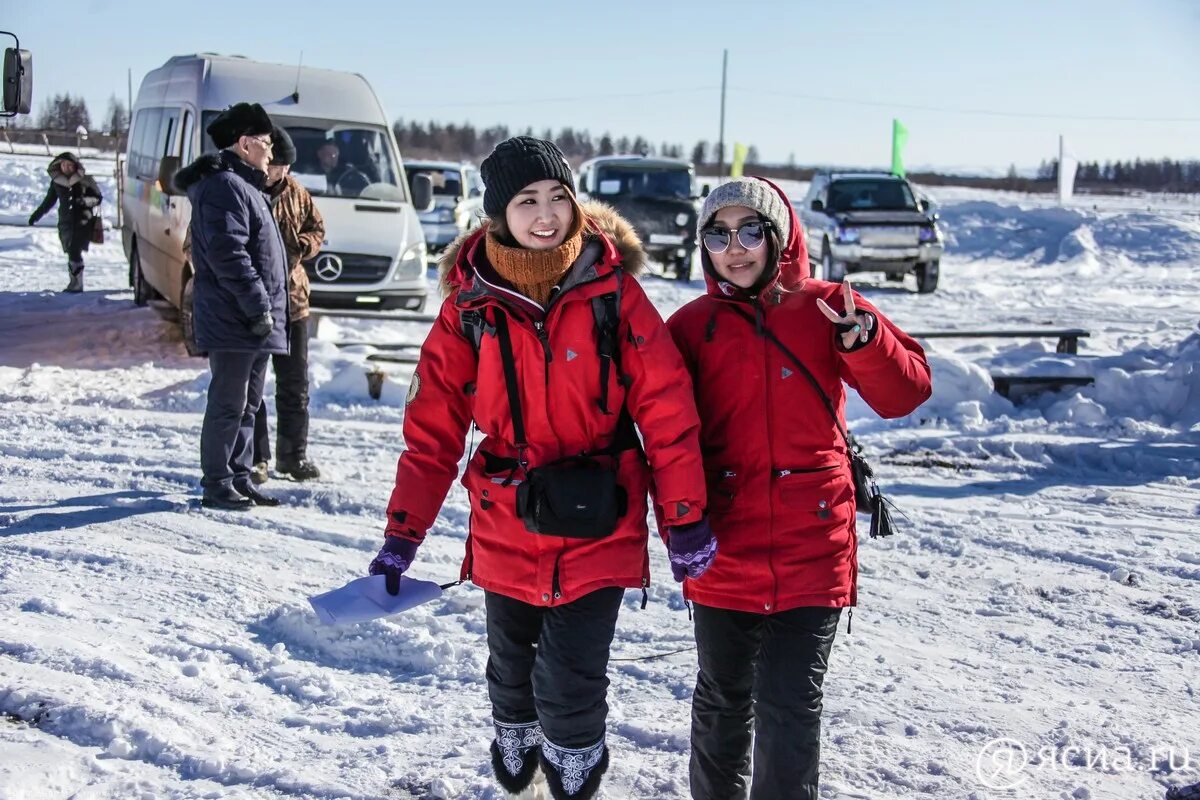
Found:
[480,136,575,218]
[269,125,296,166]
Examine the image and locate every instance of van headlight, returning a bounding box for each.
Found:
[675,212,690,226]
[392,243,426,282]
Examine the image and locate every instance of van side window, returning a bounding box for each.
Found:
[179,110,194,162]
[158,110,178,165]
[131,108,163,180]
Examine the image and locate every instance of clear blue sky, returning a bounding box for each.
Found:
[9,0,1199,172]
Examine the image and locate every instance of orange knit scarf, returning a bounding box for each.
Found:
[484,210,586,307]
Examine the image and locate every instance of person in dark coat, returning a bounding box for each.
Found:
[251,125,325,483]
[28,152,103,292]
[173,102,290,511]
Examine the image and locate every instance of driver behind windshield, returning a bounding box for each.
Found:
[316,140,370,197]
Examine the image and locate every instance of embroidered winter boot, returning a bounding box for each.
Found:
[491,720,544,797]
[64,261,84,293]
[539,736,609,800]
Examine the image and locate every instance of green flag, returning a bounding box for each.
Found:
[891,119,909,177]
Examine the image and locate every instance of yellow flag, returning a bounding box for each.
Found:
[730,142,749,178]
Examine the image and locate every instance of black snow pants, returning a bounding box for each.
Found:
[485,587,623,748]
[690,603,841,800]
[252,318,311,466]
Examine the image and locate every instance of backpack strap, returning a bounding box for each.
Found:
[591,268,623,415]
[459,308,495,355]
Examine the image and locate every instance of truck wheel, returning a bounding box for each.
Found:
[131,242,150,307]
[180,275,203,357]
[916,260,940,293]
[822,245,846,283]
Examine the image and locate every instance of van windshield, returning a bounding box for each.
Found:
[201,113,405,201]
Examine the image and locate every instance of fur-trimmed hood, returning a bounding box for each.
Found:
[437,201,646,297]
[47,151,85,178]
[173,153,225,192]
[174,151,267,193]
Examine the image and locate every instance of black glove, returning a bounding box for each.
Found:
[249,312,274,338]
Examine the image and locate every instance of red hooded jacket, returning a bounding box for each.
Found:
[386,203,706,606]
[666,180,932,613]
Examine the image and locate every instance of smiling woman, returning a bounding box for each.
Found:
[369,135,709,800]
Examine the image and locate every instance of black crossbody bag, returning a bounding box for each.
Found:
[728,306,896,538]
[493,310,629,539]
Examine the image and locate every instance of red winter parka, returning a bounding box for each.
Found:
[667,184,932,614]
[386,203,707,607]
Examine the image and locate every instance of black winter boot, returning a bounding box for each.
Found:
[491,721,543,795]
[234,483,281,507]
[201,486,253,511]
[276,458,320,481]
[540,738,608,800]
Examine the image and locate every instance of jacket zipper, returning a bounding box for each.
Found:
[757,300,779,612]
[551,553,563,602]
[774,465,838,478]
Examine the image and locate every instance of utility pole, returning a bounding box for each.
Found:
[717,49,727,178]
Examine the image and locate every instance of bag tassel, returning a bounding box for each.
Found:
[869,493,896,539]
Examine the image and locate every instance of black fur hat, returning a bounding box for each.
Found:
[269,125,296,166]
[206,103,273,149]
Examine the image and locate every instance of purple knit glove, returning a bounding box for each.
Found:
[368,536,420,596]
[668,519,717,582]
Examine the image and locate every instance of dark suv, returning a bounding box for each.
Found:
[576,155,705,280]
[797,171,943,293]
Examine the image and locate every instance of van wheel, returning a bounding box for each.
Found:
[821,244,846,283]
[180,276,203,356]
[916,260,940,294]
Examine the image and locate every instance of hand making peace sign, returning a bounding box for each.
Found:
[815,278,876,350]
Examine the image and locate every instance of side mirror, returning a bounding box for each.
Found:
[411,173,434,212]
[577,174,587,193]
[700,183,711,198]
[810,199,824,212]
[157,156,181,196]
[2,46,33,115]
[468,186,481,198]
[918,198,930,213]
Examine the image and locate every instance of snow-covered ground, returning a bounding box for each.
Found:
[1,152,1197,800]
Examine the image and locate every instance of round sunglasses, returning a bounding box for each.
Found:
[701,220,771,254]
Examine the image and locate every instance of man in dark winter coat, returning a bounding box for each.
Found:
[28,152,103,292]
[250,125,325,483]
[173,102,290,510]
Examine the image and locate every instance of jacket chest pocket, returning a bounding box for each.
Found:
[775,466,853,522]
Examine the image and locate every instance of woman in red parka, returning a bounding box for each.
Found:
[667,177,932,800]
[369,137,711,800]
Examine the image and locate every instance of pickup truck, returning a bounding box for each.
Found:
[797,171,943,293]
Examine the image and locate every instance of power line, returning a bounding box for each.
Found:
[729,86,1200,124]
[405,86,719,110]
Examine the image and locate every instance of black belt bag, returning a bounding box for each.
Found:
[516,456,628,539]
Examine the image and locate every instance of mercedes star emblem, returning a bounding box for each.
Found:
[314,254,343,281]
